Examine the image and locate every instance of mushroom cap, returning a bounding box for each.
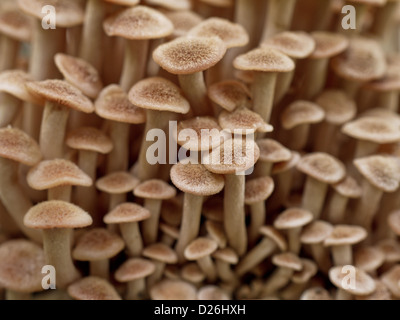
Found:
[309,32,349,59]
[164,265,180,280]
[67,276,122,300]
[181,263,206,283]
[164,10,203,39]
[0,9,31,42]
[324,225,367,246]
[360,108,400,127]
[204,137,260,174]
[18,0,84,27]
[0,127,41,166]
[233,47,295,73]
[274,208,313,230]
[281,100,325,129]
[257,139,292,163]
[355,280,392,301]
[300,220,334,244]
[259,226,287,251]
[150,279,197,300]
[115,258,155,282]
[315,90,356,125]
[170,162,224,196]
[272,252,303,271]
[159,222,179,239]
[354,246,385,272]
[187,17,249,49]
[353,155,400,192]
[0,70,41,104]
[381,265,400,298]
[329,265,376,295]
[24,200,93,229]
[146,0,191,11]
[27,159,92,190]
[262,31,315,59]
[364,65,400,92]
[153,36,227,74]
[26,80,94,113]
[134,179,176,200]
[376,239,400,263]
[142,243,178,264]
[103,6,173,40]
[342,117,400,144]
[347,0,386,5]
[207,80,251,112]
[272,151,301,174]
[292,258,318,284]
[129,77,190,114]
[0,239,45,293]
[66,127,113,154]
[212,247,238,264]
[104,0,140,5]
[184,237,218,260]
[300,287,332,300]
[331,37,387,82]
[103,203,151,224]
[296,152,346,184]
[205,220,227,248]
[388,210,400,236]
[95,85,146,124]
[219,107,273,134]
[332,176,362,198]
[54,54,103,99]
[245,176,274,204]
[96,172,140,194]
[72,228,125,261]
[197,285,230,300]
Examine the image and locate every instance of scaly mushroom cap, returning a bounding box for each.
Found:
[274,208,313,230]
[324,225,367,247]
[67,276,122,300]
[245,176,274,204]
[103,6,173,40]
[72,228,125,261]
[205,220,227,248]
[296,152,346,184]
[170,162,224,196]
[281,100,325,129]
[181,263,206,283]
[150,279,197,300]
[262,31,316,59]
[332,176,362,198]
[0,9,31,42]
[365,65,400,92]
[329,266,376,296]
[0,239,45,293]
[272,151,301,174]
[115,258,155,282]
[381,265,400,298]
[134,179,176,200]
[300,220,333,244]
[292,259,318,284]
[24,200,93,229]
[104,203,151,224]
[315,90,356,125]
[96,172,140,194]
[207,80,251,112]
[184,237,218,260]
[272,252,303,271]
[55,54,103,99]
[354,247,385,272]
[128,77,190,114]
[219,107,273,134]
[257,139,292,163]
[300,287,332,300]
[354,155,400,192]
[153,36,227,74]
[95,85,146,124]
[66,127,113,154]
[212,247,238,264]
[388,210,400,236]
[259,226,287,251]
[26,80,94,113]
[164,10,203,38]
[198,285,230,300]
[146,0,191,11]
[309,32,349,59]
[0,127,41,166]
[142,243,178,264]
[27,159,92,190]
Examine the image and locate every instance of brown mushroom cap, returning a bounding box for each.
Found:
[72,228,125,261]
[164,10,203,39]
[170,162,224,196]
[0,70,41,104]
[26,80,94,113]
[66,127,113,154]
[281,100,325,129]
[324,225,367,247]
[272,252,303,271]
[159,222,179,240]
[376,239,400,263]
[67,276,122,300]
[262,31,316,59]
[24,200,93,229]
[188,17,249,49]
[147,0,191,11]
[198,285,229,300]
[315,90,356,125]
[354,155,400,192]
[355,280,392,301]
[219,107,273,134]
[292,258,318,284]
[150,279,197,300]
[103,6,173,40]
[54,54,103,99]
[142,243,178,264]
[388,210,400,236]
[0,239,45,293]
[381,265,400,298]
[212,247,238,264]
[257,139,292,163]
[272,151,301,175]
[300,220,333,244]
[134,179,176,200]
[27,159,92,190]
[181,262,206,283]
[259,226,287,251]
[300,287,332,300]
[0,9,31,42]
[354,247,385,272]
[184,237,218,260]
[0,127,41,166]
[95,85,146,124]
[329,265,376,296]
[233,47,295,73]
[296,152,346,184]
[96,172,140,194]
[245,176,274,204]
[274,208,313,230]
[309,32,349,59]
[365,65,400,92]
[115,258,155,282]
[103,203,151,224]
[128,77,190,114]
[332,176,362,198]
[207,80,251,112]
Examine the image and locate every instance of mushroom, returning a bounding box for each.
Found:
[198,285,230,300]
[72,228,125,279]
[355,280,392,300]
[146,0,191,11]
[150,279,197,300]
[67,276,122,300]
[381,265,400,298]
[159,222,179,246]
[205,220,227,248]
[24,201,93,288]
[212,247,238,284]
[354,246,385,275]
[164,10,204,40]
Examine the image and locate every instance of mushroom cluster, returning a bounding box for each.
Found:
[0,0,400,300]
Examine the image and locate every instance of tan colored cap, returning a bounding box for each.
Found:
[146,0,191,11]
[257,139,292,164]
[292,258,317,284]
[103,203,150,224]
[164,10,203,39]
[259,226,287,251]
[315,90,356,125]
[332,176,362,198]
[67,276,121,300]
[309,32,349,59]
[212,247,238,264]
[360,108,400,127]
[281,100,325,129]
[207,80,251,112]
[324,225,367,247]
[205,220,226,248]
[388,210,400,236]
[354,246,385,272]
[66,127,113,154]
[381,265,400,298]
[142,243,178,264]
[272,252,302,271]
[219,107,273,134]
[24,200,93,229]
[197,285,229,300]
[184,237,218,260]
[376,239,400,263]
[364,65,400,92]
[181,262,206,283]
[0,9,31,42]
[274,208,313,230]
[115,258,155,282]
[355,280,392,301]
[300,287,332,300]
[134,179,176,200]
[329,265,376,295]
[245,176,274,204]
[96,172,140,194]
[300,220,333,244]
[159,222,179,240]
[150,279,197,300]
[272,151,301,175]
[0,70,41,104]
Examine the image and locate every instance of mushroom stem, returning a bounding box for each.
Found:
[248,201,266,246]
[271,169,294,209]
[287,124,310,151]
[141,199,162,245]
[175,193,203,263]
[0,93,21,127]
[354,140,378,159]
[197,256,217,282]
[215,260,236,283]
[120,222,143,257]
[274,69,295,105]
[300,58,329,99]
[234,0,262,49]
[146,260,165,289]
[312,0,333,30]
[75,150,97,215]
[331,245,352,266]
[287,227,302,254]
[5,290,30,300]
[336,288,353,300]
[0,36,18,71]
[302,176,328,219]
[109,193,126,211]
[261,267,293,296]
[280,282,307,300]
[48,186,72,202]
[255,161,273,177]
[107,121,130,173]
[178,72,211,116]
[126,278,146,300]
[90,259,109,280]
[341,78,359,99]
[252,72,277,124]
[310,244,331,273]
[378,91,398,112]
[42,228,80,289]
[327,192,348,224]
[314,123,335,153]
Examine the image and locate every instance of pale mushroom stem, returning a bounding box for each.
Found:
[147,39,163,77]
[287,124,310,151]
[0,93,21,127]
[327,192,348,224]
[42,228,80,288]
[301,59,329,100]
[141,199,162,245]
[255,161,273,177]
[378,91,398,112]
[280,282,308,300]
[107,121,130,173]
[274,67,295,105]
[90,259,109,280]
[302,177,328,219]
[109,193,126,211]
[287,227,302,254]
[147,261,165,289]
[178,72,212,116]
[235,0,261,49]
[354,140,378,159]
[5,291,31,300]
[215,260,236,283]
[120,222,143,257]
[197,256,217,282]
[252,72,277,124]
[67,26,82,57]
[261,267,293,296]
[0,36,18,71]
[120,40,149,92]
[271,169,294,209]
[175,193,203,263]
[336,288,353,300]
[40,101,70,160]
[126,278,146,300]
[331,245,353,266]
[248,201,266,246]
[341,78,359,99]
[314,123,335,153]
[48,186,72,202]
[312,0,333,30]
[310,244,331,273]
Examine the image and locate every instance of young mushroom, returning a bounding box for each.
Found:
[67,276,122,300]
